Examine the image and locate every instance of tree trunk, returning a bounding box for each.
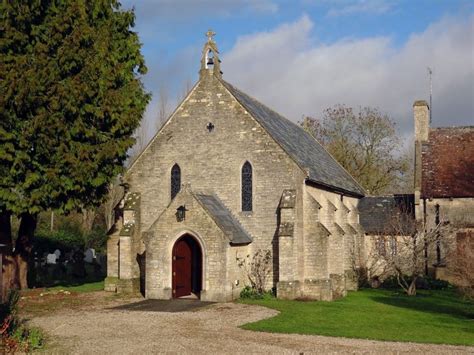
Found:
[14,212,37,290]
[81,208,96,233]
[406,277,417,296]
[0,211,19,299]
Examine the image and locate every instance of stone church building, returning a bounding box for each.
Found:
[105,32,366,302]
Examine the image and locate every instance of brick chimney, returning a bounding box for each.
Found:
[413,100,430,222]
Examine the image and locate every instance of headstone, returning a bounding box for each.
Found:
[54,249,61,259]
[84,248,96,263]
[46,253,57,265]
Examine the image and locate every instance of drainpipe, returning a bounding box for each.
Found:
[435,204,440,264]
[423,199,428,276]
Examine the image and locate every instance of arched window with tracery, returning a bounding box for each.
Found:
[241,161,253,212]
[171,164,181,200]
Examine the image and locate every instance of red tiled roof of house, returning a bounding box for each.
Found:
[421,126,474,198]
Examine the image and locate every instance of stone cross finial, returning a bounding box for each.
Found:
[206,29,216,43]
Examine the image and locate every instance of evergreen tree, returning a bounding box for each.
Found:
[0,0,150,292]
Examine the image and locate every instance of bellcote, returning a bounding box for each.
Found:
[199,29,222,79]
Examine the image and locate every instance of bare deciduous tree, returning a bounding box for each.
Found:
[179,77,193,102]
[128,118,150,163]
[237,249,272,294]
[81,208,96,233]
[368,217,456,296]
[103,180,125,232]
[447,230,474,299]
[157,86,170,131]
[301,105,411,195]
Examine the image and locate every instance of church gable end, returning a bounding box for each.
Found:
[107,30,364,303]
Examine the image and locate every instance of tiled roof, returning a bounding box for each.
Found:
[421,127,474,198]
[194,193,252,245]
[358,195,415,235]
[221,80,365,197]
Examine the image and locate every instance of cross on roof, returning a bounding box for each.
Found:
[206,29,216,42]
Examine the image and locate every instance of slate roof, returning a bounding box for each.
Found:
[221,80,365,197]
[421,127,474,198]
[194,193,252,245]
[358,195,415,235]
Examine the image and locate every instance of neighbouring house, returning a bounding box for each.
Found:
[359,101,474,286]
[413,101,474,282]
[358,194,415,283]
[105,32,366,302]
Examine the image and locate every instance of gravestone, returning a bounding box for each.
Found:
[84,248,96,263]
[46,253,57,265]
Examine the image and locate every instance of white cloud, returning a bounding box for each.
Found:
[326,0,394,17]
[222,15,474,138]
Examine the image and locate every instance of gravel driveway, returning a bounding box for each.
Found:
[31,300,473,354]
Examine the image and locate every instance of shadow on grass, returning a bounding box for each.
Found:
[43,277,104,289]
[30,263,105,289]
[369,291,474,320]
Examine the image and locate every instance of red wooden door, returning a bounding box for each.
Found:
[172,238,192,298]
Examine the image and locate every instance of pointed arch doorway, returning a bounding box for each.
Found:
[172,234,203,298]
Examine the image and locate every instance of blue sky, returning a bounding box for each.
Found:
[121,0,474,145]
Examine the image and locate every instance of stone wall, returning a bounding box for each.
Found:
[424,198,474,274]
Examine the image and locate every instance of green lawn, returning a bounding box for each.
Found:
[241,289,474,346]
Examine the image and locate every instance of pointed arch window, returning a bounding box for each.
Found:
[171,164,181,200]
[241,161,253,212]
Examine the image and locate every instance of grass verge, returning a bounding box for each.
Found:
[240,288,474,346]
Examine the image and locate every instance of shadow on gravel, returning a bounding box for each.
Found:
[110,299,214,313]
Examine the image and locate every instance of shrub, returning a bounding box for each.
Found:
[240,286,275,300]
[424,277,452,290]
[12,326,44,352]
[34,218,107,254]
[380,275,452,291]
[35,220,85,254]
[0,291,44,352]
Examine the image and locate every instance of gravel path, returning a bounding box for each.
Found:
[31,302,473,354]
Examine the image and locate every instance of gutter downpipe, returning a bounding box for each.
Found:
[423,198,428,276]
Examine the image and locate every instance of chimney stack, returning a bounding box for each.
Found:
[413,100,429,142]
[413,100,430,220]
